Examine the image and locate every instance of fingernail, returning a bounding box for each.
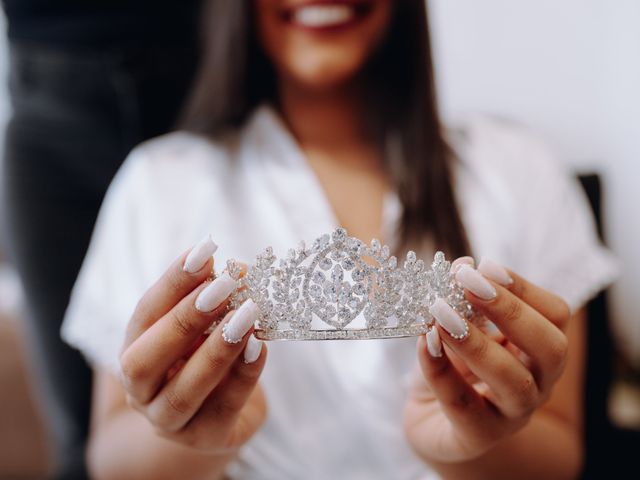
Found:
[477,257,514,286]
[195,272,236,312]
[223,299,259,344]
[455,265,497,300]
[184,234,218,273]
[426,326,443,358]
[243,335,263,363]
[429,298,469,340]
[451,256,475,275]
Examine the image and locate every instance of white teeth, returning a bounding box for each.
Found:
[293,5,355,28]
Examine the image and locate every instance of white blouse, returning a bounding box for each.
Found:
[62,105,618,480]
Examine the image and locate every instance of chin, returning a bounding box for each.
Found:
[284,47,371,91]
[256,0,391,92]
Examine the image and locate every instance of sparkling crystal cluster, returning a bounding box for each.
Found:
[226,228,474,341]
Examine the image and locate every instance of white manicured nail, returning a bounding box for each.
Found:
[451,256,475,275]
[455,265,497,300]
[429,298,469,340]
[195,273,236,312]
[477,257,513,286]
[223,299,259,344]
[426,326,443,358]
[183,234,218,273]
[243,335,263,364]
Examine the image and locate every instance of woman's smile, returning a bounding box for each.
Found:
[280,0,375,32]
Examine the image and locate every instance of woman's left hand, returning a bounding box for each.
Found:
[403,258,571,463]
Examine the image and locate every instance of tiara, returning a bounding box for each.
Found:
[225,228,475,341]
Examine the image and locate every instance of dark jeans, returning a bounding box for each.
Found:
[1,43,198,479]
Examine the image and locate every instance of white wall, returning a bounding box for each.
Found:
[0,4,638,361]
[431,0,640,363]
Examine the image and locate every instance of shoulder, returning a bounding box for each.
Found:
[447,115,586,265]
[108,129,246,216]
[125,130,240,182]
[450,114,567,187]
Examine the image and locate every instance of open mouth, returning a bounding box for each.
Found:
[282,1,374,31]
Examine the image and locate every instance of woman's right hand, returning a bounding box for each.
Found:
[119,235,267,454]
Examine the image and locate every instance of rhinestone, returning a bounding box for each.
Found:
[319,257,333,270]
[324,283,338,302]
[332,228,347,243]
[353,282,367,296]
[341,257,355,270]
[349,239,364,256]
[312,270,326,284]
[331,265,344,283]
[352,268,366,282]
[309,284,322,299]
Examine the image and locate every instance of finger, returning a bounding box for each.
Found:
[145,300,260,432]
[184,338,267,449]
[417,330,494,430]
[121,273,237,403]
[455,267,569,390]
[477,258,570,330]
[431,308,539,419]
[124,235,218,348]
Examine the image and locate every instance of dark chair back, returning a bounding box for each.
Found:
[577,174,639,478]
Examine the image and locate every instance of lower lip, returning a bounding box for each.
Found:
[282,2,374,33]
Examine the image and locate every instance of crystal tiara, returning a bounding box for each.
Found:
[225,228,475,341]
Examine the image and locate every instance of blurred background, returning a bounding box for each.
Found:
[0,1,638,479]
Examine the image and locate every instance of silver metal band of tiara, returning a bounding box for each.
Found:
[225,228,475,341]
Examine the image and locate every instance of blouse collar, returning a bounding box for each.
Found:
[242,103,403,249]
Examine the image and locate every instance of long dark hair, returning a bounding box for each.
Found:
[181,0,470,258]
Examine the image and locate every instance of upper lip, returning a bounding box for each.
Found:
[282,0,372,11]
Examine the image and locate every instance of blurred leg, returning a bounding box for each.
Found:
[1,44,197,479]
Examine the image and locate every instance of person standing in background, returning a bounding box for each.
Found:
[0,1,203,478]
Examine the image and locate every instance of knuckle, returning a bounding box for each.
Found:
[165,268,185,295]
[203,342,229,372]
[162,388,191,418]
[171,307,198,338]
[465,335,490,362]
[132,296,152,324]
[552,298,571,326]
[501,298,523,323]
[120,350,149,387]
[512,373,538,413]
[209,397,238,420]
[510,279,527,299]
[547,334,569,367]
[147,390,191,432]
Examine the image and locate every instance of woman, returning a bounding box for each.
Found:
[62,0,618,478]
